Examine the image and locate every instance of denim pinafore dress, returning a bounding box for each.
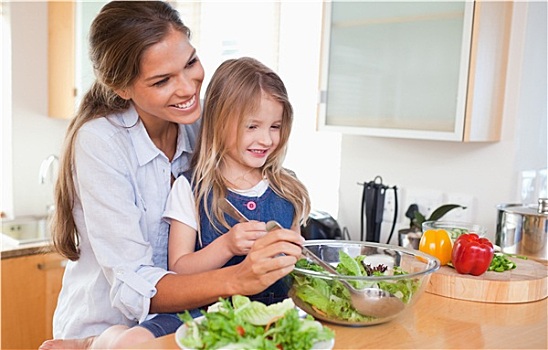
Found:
[196,186,295,305]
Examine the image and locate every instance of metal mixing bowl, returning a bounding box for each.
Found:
[286,240,440,326]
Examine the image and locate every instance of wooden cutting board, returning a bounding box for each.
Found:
[425,257,548,303]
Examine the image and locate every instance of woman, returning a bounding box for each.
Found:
[42,2,303,348]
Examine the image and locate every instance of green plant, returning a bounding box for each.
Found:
[405,204,466,231]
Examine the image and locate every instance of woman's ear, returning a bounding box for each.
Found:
[115,88,131,100]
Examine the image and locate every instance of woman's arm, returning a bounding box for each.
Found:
[152,228,304,312]
[74,125,172,323]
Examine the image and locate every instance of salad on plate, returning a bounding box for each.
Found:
[175,295,334,350]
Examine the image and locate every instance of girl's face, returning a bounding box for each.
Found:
[224,94,283,179]
[120,29,205,126]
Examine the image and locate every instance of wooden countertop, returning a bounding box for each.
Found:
[1,240,53,259]
[132,292,547,349]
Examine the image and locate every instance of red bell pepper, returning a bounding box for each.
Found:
[451,233,494,276]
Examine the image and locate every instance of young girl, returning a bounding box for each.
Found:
[164,56,311,307]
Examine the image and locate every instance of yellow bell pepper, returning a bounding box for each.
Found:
[419,229,453,265]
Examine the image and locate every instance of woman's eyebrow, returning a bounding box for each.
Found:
[143,49,198,82]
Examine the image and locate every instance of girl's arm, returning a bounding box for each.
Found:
[165,176,267,274]
[168,219,267,274]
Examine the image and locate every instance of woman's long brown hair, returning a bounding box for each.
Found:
[52,1,191,260]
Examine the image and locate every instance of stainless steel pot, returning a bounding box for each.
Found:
[496,198,548,262]
[398,228,421,250]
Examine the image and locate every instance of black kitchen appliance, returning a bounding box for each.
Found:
[359,176,398,244]
[301,210,342,240]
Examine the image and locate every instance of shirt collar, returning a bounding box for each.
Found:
[120,104,195,167]
[174,124,194,160]
[117,105,159,166]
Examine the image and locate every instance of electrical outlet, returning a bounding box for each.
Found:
[537,169,547,199]
[382,188,401,223]
[5,224,23,232]
[518,170,537,203]
[404,189,444,219]
[444,193,476,222]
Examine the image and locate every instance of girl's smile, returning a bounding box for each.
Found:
[223,94,283,189]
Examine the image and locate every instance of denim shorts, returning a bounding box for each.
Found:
[138,308,203,338]
[138,313,183,338]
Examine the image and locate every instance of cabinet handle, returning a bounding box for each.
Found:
[319,90,327,104]
[37,259,67,270]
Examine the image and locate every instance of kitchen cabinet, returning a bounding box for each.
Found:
[1,251,66,349]
[48,2,75,119]
[317,1,512,141]
[48,1,104,119]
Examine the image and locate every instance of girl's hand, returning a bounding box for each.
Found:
[224,221,267,256]
[229,228,304,295]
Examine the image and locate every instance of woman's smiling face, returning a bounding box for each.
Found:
[120,28,205,126]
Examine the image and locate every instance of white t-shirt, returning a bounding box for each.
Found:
[163,176,269,227]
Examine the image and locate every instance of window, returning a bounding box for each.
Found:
[175,2,280,95]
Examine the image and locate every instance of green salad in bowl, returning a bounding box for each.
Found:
[176,295,334,350]
[287,240,440,326]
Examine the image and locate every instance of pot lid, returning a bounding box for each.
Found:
[497,198,548,216]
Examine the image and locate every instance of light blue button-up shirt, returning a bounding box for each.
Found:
[52,105,199,338]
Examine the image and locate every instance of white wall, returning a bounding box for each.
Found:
[337,1,547,243]
[10,2,69,217]
[6,2,546,248]
[1,2,13,217]
[279,2,342,218]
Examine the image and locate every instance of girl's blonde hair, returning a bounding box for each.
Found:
[191,57,311,233]
[53,1,191,261]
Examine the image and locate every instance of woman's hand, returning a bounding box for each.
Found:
[228,228,304,295]
[153,226,304,313]
[224,221,267,256]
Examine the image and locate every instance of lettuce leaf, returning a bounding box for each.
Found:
[232,295,295,326]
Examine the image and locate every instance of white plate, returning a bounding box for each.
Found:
[175,316,335,350]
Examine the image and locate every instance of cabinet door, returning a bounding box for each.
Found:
[1,252,66,349]
[317,1,510,141]
[48,2,76,119]
[48,1,104,119]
